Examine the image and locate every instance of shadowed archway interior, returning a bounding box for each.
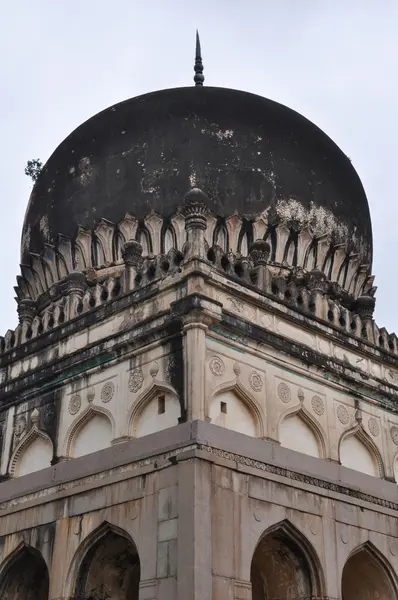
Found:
[0,545,49,600]
[251,528,315,600]
[342,546,396,600]
[74,530,140,600]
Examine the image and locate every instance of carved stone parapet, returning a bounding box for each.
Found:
[355,294,376,320]
[64,271,87,298]
[122,239,143,267]
[249,239,270,266]
[17,299,37,324]
[305,268,328,293]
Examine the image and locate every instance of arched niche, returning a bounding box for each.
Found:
[161,225,177,254]
[73,524,140,600]
[279,409,324,459]
[67,408,113,458]
[214,224,228,252]
[10,428,53,477]
[0,544,49,600]
[339,427,383,478]
[342,543,397,600]
[136,227,151,256]
[251,521,324,600]
[209,382,264,438]
[130,382,181,438]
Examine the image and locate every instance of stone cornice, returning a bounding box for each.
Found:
[0,422,396,517]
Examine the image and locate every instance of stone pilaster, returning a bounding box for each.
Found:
[183,188,209,260]
[64,271,86,320]
[306,268,328,320]
[183,315,209,421]
[177,458,212,600]
[249,239,270,292]
[122,239,143,290]
[355,294,376,343]
[17,298,37,342]
[172,294,222,422]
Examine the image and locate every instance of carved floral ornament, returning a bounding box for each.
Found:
[277,382,291,403]
[68,395,81,415]
[128,368,144,393]
[368,417,380,437]
[249,371,263,392]
[14,416,26,437]
[311,395,325,416]
[390,426,398,446]
[337,404,350,425]
[209,356,225,377]
[101,381,115,403]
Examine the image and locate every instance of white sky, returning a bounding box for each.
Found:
[1,1,398,335]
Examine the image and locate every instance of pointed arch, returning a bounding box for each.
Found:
[342,541,398,600]
[283,230,298,266]
[9,425,53,477]
[237,221,253,256]
[213,223,229,252]
[279,404,326,459]
[251,519,326,600]
[339,424,384,478]
[112,230,125,261]
[208,379,265,438]
[136,226,152,256]
[304,239,317,271]
[161,223,177,254]
[0,542,49,599]
[128,380,181,438]
[64,404,115,458]
[64,521,140,600]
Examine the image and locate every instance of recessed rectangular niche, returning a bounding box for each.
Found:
[220,401,227,414]
[158,396,166,415]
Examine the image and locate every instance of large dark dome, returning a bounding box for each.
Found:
[21,86,372,265]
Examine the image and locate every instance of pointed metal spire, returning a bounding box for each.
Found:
[194,30,204,86]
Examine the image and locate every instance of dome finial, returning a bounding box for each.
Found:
[194,30,204,86]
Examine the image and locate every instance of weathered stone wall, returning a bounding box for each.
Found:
[0,423,397,599]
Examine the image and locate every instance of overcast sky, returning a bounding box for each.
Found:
[1,1,398,336]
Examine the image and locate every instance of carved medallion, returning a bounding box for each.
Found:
[68,395,81,415]
[14,416,26,436]
[209,356,225,377]
[337,405,349,425]
[391,426,398,446]
[128,368,144,393]
[250,371,263,392]
[368,417,380,437]
[277,382,291,403]
[311,395,325,416]
[101,381,115,403]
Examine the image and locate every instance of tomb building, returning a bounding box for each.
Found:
[0,35,397,600]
